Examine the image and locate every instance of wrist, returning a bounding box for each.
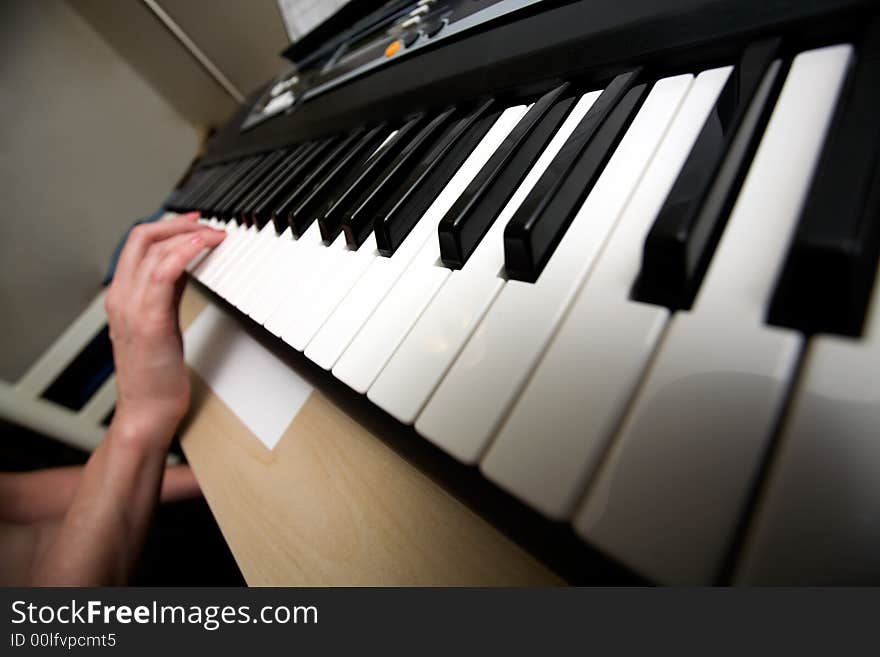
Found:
[109,403,180,454]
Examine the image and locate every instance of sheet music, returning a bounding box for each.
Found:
[276,0,349,42]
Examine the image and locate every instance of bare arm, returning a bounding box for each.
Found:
[0,464,200,524]
[23,212,225,586]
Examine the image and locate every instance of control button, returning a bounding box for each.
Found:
[400,15,422,29]
[402,30,420,47]
[424,18,446,38]
[384,40,402,57]
[409,5,430,17]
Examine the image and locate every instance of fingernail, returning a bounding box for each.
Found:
[190,234,204,246]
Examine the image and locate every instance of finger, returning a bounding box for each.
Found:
[130,228,223,322]
[114,213,202,287]
[142,229,226,311]
[134,224,224,292]
[117,213,201,284]
[159,210,196,223]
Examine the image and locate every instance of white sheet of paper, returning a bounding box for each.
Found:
[184,304,312,450]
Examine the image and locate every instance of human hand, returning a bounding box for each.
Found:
[105,212,225,450]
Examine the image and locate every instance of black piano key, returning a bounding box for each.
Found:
[191,160,242,215]
[767,23,880,336]
[165,191,185,213]
[438,89,576,269]
[213,152,277,220]
[236,148,302,225]
[277,129,370,235]
[374,99,502,256]
[174,166,217,209]
[240,146,307,224]
[203,157,260,218]
[263,138,337,233]
[238,144,309,226]
[204,156,262,218]
[281,128,364,235]
[321,114,427,244]
[183,165,228,211]
[343,108,459,249]
[166,171,204,212]
[504,75,646,283]
[633,40,783,310]
[249,140,323,230]
[217,150,287,221]
[191,163,242,210]
[262,136,339,233]
[291,125,390,241]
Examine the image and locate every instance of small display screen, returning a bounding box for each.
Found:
[331,2,419,68]
[340,21,395,60]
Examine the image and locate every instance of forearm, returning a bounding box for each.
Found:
[29,416,172,586]
[21,214,225,586]
[0,467,83,522]
[0,464,201,524]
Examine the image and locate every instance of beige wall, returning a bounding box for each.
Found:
[69,0,291,128]
[0,0,299,382]
[0,1,201,381]
[159,0,290,96]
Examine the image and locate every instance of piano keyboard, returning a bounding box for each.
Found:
[168,27,880,584]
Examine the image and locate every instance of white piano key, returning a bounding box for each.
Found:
[272,128,399,321]
[207,223,256,281]
[333,232,451,393]
[233,230,299,314]
[190,219,239,282]
[479,72,702,519]
[735,268,880,584]
[263,221,327,336]
[367,91,601,423]
[228,228,289,311]
[574,44,854,584]
[186,248,210,274]
[276,232,353,348]
[200,222,253,288]
[416,80,682,465]
[187,216,218,273]
[189,219,230,282]
[304,255,405,368]
[224,224,286,307]
[202,220,253,278]
[246,228,304,324]
[214,221,277,300]
[281,234,379,351]
[334,101,560,392]
[304,105,530,371]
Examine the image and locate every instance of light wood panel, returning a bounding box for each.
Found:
[177,284,560,585]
